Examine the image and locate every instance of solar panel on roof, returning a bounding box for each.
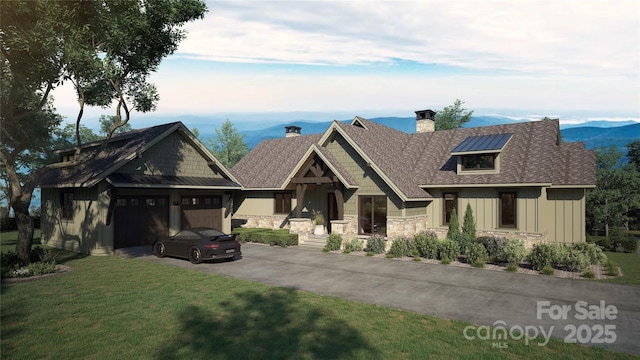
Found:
[451,133,513,153]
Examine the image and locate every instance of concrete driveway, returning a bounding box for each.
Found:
[121,243,640,355]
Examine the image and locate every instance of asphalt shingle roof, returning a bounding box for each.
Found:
[231,134,323,189]
[232,117,595,199]
[39,122,241,189]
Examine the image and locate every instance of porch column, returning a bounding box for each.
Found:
[334,184,344,220]
[296,183,307,218]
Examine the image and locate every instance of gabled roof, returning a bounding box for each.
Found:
[233,116,595,200]
[231,133,323,189]
[39,122,241,189]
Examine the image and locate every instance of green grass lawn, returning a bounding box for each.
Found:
[603,251,640,285]
[1,232,638,359]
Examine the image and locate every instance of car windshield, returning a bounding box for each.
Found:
[196,229,226,237]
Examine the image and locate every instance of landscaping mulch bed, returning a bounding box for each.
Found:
[1,265,72,284]
[332,251,620,280]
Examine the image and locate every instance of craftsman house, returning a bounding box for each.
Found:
[39,110,596,255]
[230,110,596,245]
[39,122,241,255]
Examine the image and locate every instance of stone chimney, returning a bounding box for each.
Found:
[285,125,301,137]
[415,109,436,133]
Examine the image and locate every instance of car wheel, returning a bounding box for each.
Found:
[189,247,202,264]
[154,242,166,258]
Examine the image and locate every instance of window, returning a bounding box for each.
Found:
[359,196,387,235]
[443,192,458,225]
[182,197,199,205]
[461,154,496,171]
[61,191,74,220]
[274,193,292,214]
[499,192,517,228]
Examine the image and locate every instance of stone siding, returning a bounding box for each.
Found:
[386,215,428,238]
[329,215,358,237]
[233,214,290,230]
[289,218,314,243]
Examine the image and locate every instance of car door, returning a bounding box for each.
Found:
[174,230,199,257]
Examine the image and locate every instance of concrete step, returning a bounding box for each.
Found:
[298,234,327,249]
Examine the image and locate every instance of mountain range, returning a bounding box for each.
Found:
[237,115,640,152]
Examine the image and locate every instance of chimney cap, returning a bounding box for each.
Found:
[285,125,302,137]
[415,109,436,120]
[285,125,301,133]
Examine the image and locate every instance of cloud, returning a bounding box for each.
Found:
[50,0,640,119]
[176,0,639,76]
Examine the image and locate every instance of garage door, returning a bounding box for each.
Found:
[180,195,222,230]
[114,196,169,248]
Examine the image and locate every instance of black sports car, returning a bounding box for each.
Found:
[153,228,241,264]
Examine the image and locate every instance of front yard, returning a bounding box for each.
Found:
[1,231,638,359]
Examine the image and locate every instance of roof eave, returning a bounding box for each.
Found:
[549,184,596,189]
[420,183,553,188]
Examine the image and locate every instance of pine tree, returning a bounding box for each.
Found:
[447,208,460,240]
[462,203,476,240]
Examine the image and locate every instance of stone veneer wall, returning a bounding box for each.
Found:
[234,215,291,230]
[477,230,547,249]
[289,218,314,243]
[386,215,428,238]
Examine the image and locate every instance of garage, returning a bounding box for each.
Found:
[180,195,223,230]
[114,195,170,248]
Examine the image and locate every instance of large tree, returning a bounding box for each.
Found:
[1,0,207,264]
[207,120,249,168]
[627,140,640,169]
[99,115,132,136]
[586,145,640,236]
[435,99,474,131]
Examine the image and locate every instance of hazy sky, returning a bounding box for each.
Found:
[53,0,640,125]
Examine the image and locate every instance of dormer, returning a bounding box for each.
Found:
[58,150,77,163]
[451,133,512,174]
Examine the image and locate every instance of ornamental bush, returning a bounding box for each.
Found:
[324,233,343,251]
[465,242,487,265]
[388,238,405,258]
[529,244,555,271]
[438,239,460,261]
[365,234,386,254]
[414,231,439,259]
[500,239,527,265]
[345,238,364,252]
[572,242,607,265]
[476,236,508,262]
[451,232,472,256]
[550,243,569,268]
[388,237,412,258]
[232,228,298,247]
[562,248,590,272]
